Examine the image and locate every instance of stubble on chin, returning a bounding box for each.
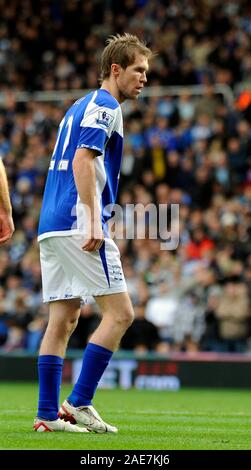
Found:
[119,88,139,102]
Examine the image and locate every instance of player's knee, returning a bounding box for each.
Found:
[116,307,134,329]
[66,315,79,335]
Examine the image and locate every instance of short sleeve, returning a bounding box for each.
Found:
[77,106,117,156]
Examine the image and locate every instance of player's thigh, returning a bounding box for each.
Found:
[94,291,134,320]
[48,299,81,326]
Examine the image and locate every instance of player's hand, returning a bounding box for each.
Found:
[82,220,104,252]
[0,212,15,244]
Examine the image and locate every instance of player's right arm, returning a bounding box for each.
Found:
[73,148,104,251]
[0,159,14,244]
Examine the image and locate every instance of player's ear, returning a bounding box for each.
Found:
[111,63,121,77]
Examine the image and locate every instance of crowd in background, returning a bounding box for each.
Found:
[0,0,251,354]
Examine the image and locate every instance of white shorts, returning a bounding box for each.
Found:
[39,236,127,303]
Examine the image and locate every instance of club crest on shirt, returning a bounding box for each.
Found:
[96,110,114,128]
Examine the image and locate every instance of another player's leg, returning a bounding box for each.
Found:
[59,292,134,433]
[34,299,88,433]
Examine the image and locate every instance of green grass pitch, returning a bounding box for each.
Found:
[0,382,251,450]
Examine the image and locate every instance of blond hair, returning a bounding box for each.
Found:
[100,33,153,82]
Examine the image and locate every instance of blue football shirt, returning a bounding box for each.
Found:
[38,89,123,241]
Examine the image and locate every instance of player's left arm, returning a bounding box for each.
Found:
[74,100,119,251]
[0,159,14,244]
[73,148,104,251]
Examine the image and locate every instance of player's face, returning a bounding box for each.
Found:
[117,53,149,100]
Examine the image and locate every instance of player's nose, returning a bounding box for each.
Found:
[141,72,147,84]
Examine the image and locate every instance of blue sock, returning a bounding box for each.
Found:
[37,355,63,421]
[68,343,113,407]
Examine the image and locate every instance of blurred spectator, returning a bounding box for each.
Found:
[120,301,165,353]
[214,281,250,352]
[200,286,221,351]
[186,227,215,260]
[68,304,101,350]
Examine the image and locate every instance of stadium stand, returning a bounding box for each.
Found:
[0,0,250,353]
